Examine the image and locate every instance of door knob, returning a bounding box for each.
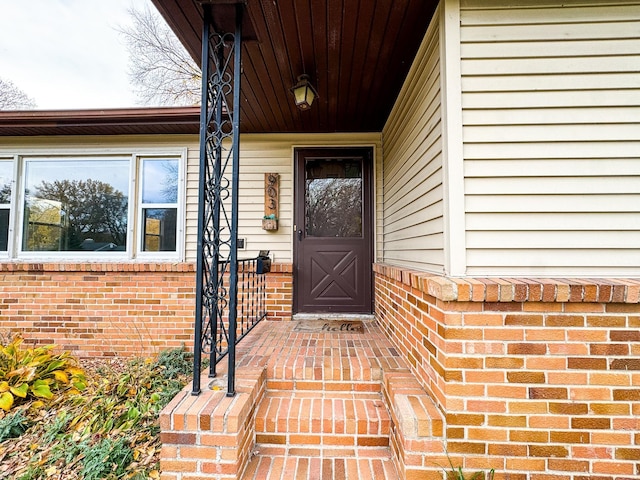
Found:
[297,229,303,240]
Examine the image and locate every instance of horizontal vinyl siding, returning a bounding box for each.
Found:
[186,133,383,264]
[460,0,640,276]
[381,12,445,273]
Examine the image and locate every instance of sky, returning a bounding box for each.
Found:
[0,0,156,110]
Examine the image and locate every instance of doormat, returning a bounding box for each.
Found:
[293,319,364,334]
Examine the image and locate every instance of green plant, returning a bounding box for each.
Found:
[1,346,192,479]
[155,345,194,379]
[16,464,44,480]
[0,409,30,442]
[42,411,71,444]
[81,437,133,480]
[0,337,86,411]
[446,456,495,480]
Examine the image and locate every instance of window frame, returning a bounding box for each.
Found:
[135,154,185,261]
[0,156,18,258]
[0,147,187,262]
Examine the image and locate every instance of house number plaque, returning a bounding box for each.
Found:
[263,173,279,231]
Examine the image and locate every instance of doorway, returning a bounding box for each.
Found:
[293,147,374,314]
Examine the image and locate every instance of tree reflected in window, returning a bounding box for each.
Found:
[305,159,362,238]
[22,159,129,252]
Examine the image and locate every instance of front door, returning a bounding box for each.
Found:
[293,148,373,314]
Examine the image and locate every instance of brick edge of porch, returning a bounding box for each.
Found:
[372,263,640,305]
[159,367,267,480]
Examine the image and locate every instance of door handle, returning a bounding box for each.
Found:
[297,229,303,241]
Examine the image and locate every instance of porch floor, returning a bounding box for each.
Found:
[160,318,445,480]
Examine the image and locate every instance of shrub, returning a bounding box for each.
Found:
[81,437,133,480]
[0,337,86,411]
[0,410,30,442]
[0,345,192,479]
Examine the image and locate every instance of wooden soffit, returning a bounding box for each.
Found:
[152,0,438,133]
[0,107,200,136]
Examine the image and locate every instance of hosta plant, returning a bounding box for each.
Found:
[0,337,86,411]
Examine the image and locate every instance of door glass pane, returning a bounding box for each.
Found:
[22,158,129,252]
[305,158,362,237]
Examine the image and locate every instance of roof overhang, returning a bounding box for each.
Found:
[0,107,200,136]
[152,0,438,133]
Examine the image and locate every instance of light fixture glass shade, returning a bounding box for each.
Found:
[290,75,318,110]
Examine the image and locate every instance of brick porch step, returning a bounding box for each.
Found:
[267,338,404,392]
[254,392,391,450]
[242,448,399,480]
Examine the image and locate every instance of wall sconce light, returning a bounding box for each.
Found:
[290,74,318,110]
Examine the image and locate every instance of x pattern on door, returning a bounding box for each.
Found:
[310,250,359,300]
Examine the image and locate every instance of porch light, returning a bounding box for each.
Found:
[290,74,318,110]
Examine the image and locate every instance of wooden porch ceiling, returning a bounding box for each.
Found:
[151,0,438,133]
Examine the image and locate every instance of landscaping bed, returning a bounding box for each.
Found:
[0,337,193,479]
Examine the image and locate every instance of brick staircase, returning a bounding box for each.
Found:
[160,320,446,480]
[244,346,396,479]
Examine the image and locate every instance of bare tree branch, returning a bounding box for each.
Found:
[0,78,37,110]
[117,6,201,106]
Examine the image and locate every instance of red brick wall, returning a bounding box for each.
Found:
[0,262,293,358]
[374,263,640,480]
[265,263,293,321]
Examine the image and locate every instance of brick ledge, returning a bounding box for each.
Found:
[0,261,293,274]
[373,263,640,304]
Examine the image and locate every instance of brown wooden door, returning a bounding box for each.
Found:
[293,148,373,314]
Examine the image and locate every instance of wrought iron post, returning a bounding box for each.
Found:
[193,3,243,396]
[226,4,244,397]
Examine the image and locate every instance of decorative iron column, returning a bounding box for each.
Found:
[193,3,243,397]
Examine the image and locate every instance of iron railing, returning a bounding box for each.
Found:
[193,3,247,397]
[192,257,267,395]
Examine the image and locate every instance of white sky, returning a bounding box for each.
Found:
[0,0,156,110]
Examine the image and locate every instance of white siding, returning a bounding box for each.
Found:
[186,133,383,263]
[382,10,445,273]
[460,0,640,276]
[0,133,382,265]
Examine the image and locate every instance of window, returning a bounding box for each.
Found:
[22,158,129,253]
[0,160,12,252]
[140,158,178,253]
[0,152,184,260]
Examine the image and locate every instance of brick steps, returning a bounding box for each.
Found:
[159,320,446,480]
[242,448,399,480]
[249,331,400,478]
[265,347,389,393]
[254,392,391,449]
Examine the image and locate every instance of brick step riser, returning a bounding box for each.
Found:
[255,434,390,449]
[266,362,384,384]
[266,379,382,393]
[242,449,400,480]
[255,396,390,436]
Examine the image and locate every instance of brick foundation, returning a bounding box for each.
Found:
[374,263,640,480]
[0,262,293,357]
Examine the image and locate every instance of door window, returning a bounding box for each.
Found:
[304,158,362,237]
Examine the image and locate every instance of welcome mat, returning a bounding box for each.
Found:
[293,319,364,334]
